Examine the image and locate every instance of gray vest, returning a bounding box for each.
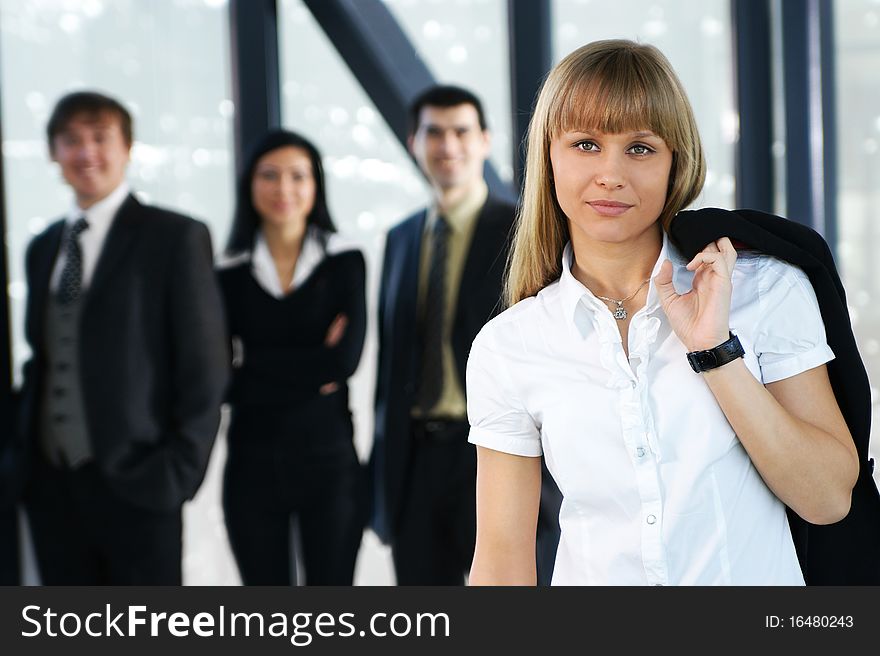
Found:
[40,294,92,468]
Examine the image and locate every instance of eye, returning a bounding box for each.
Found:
[627,143,655,156]
[574,140,599,152]
[257,169,279,181]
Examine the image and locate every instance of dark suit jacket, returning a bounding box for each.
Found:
[371,195,515,542]
[17,194,229,513]
[670,207,880,585]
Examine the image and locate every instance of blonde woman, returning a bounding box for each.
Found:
[466,40,858,585]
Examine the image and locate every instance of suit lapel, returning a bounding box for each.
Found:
[398,209,426,312]
[29,222,65,347]
[458,197,505,314]
[86,194,141,302]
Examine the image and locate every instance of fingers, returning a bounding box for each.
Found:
[319,382,339,395]
[686,238,737,278]
[652,259,677,302]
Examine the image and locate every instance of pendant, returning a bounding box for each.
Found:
[613,303,627,320]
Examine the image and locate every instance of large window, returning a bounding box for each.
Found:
[382,0,514,182]
[1,0,236,585]
[834,0,880,479]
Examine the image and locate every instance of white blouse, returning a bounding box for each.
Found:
[467,233,834,586]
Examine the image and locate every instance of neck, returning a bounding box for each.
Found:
[262,221,307,262]
[570,224,663,299]
[434,178,480,214]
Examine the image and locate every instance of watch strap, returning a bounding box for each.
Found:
[686,332,745,373]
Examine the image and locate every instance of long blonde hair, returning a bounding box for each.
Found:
[505,39,706,306]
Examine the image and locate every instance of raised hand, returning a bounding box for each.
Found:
[654,237,737,352]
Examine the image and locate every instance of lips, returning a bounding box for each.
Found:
[586,200,633,217]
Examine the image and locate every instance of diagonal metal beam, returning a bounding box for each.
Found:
[301,0,513,200]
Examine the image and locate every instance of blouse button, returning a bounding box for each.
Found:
[646,514,657,525]
[636,447,646,458]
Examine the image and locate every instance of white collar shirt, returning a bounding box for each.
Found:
[50,181,130,291]
[240,227,356,299]
[467,232,834,585]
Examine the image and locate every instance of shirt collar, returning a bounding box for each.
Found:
[427,179,488,234]
[558,230,688,330]
[251,227,325,297]
[66,180,130,235]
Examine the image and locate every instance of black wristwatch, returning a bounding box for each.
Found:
[686,332,745,373]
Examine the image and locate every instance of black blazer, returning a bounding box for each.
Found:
[670,207,880,585]
[17,194,229,513]
[371,195,515,542]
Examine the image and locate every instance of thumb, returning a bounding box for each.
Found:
[653,259,677,305]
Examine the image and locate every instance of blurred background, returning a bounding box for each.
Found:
[0,0,877,585]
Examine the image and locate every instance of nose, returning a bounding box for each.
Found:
[439,130,460,155]
[75,140,99,163]
[594,153,626,189]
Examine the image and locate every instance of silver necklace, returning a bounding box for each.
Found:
[594,278,651,321]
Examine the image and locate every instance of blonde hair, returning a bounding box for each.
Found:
[505,39,706,306]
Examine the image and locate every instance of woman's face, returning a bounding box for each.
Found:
[549,128,672,248]
[251,145,316,232]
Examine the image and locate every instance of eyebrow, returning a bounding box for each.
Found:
[571,130,659,139]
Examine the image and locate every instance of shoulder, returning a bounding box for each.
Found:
[734,252,811,292]
[215,254,250,286]
[473,283,559,351]
[123,196,209,238]
[386,209,426,242]
[29,218,65,248]
[324,231,364,258]
[481,195,517,218]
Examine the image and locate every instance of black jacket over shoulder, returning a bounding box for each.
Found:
[17,195,229,513]
[371,195,515,542]
[670,207,880,585]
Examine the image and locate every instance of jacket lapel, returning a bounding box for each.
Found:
[86,194,141,302]
[28,222,65,347]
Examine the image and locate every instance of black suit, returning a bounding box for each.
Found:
[372,195,561,584]
[670,207,880,584]
[18,194,228,584]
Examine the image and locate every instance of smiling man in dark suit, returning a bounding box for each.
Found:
[18,91,228,584]
[371,85,537,584]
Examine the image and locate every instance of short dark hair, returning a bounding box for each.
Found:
[47,91,133,150]
[407,84,487,135]
[225,129,336,255]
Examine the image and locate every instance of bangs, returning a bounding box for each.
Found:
[547,49,682,149]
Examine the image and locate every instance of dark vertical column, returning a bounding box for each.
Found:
[731,0,775,212]
[229,0,281,174]
[0,60,12,404]
[781,0,837,247]
[507,0,552,192]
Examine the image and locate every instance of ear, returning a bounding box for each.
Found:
[406,134,415,156]
[481,129,492,153]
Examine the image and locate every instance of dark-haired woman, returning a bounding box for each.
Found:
[218,130,366,585]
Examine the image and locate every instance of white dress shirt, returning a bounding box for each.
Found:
[49,181,130,291]
[219,227,358,299]
[467,232,834,586]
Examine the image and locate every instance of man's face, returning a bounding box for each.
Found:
[51,112,131,208]
[408,103,491,192]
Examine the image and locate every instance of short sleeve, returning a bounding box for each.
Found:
[466,326,542,457]
[754,258,835,384]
